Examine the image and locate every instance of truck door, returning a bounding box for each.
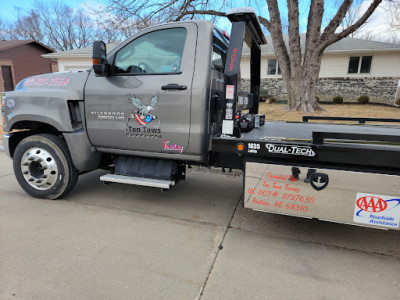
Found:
[85,23,196,154]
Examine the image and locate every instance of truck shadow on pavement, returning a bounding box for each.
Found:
[63,168,400,259]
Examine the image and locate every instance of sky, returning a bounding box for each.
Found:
[0,0,398,43]
[0,0,105,22]
[351,1,400,42]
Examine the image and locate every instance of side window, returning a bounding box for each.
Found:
[360,56,372,73]
[267,59,282,75]
[348,56,372,74]
[348,57,360,73]
[212,31,228,72]
[113,28,187,75]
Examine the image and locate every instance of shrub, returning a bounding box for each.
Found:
[357,95,369,104]
[332,96,343,104]
[268,96,277,104]
[259,96,267,102]
[260,89,268,96]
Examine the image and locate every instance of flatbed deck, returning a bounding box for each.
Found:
[240,121,400,141]
[212,122,400,173]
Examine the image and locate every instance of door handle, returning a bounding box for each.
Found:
[161,84,187,90]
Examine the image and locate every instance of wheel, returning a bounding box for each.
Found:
[13,134,79,200]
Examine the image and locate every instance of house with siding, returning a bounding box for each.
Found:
[0,40,57,92]
[241,35,400,104]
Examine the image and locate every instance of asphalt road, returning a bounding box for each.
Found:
[0,150,399,299]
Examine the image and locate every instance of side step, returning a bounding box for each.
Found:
[100,174,175,189]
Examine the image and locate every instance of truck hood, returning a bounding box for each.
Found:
[3,71,91,133]
[14,71,90,100]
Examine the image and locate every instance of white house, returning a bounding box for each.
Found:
[241,35,400,104]
[42,43,119,72]
[43,35,400,104]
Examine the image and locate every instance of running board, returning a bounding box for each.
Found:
[100,174,175,189]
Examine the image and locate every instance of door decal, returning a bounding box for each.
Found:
[128,93,160,127]
[126,93,162,138]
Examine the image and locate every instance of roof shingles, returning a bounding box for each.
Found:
[0,40,53,52]
[243,34,400,55]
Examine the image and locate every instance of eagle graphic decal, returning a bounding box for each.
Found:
[128,93,160,126]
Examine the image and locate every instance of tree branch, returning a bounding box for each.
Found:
[287,0,301,73]
[265,0,291,77]
[335,0,382,39]
[321,0,353,39]
[258,16,271,29]
[321,0,382,50]
[303,0,324,66]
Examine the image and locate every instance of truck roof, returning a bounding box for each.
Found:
[138,19,216,35]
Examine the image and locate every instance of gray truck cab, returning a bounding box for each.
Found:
[1,17,234,199]
[86,20,224,161]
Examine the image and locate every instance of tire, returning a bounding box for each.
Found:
[13,134,79,200]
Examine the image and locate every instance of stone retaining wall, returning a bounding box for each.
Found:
[241,77,399,105]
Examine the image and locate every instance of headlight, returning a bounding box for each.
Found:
[1,93,5,108]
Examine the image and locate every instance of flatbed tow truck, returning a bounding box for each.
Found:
[2,8,400,231]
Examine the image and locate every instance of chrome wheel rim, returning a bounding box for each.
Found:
[21,147,59,190]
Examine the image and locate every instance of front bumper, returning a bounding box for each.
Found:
[2,134,11,158]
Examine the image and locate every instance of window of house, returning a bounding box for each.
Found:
[267,59,281,75]
[113,27,187,74]
[348,56,372,74]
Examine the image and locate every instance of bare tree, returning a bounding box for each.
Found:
[12,10,44,42]
[5,1,107,50]
[338,0,363,37]
[97,0,384,112]
[32,1,95,50]
[96,0,228,26]
[387,0,400,29]
[343,0,400,44]
[0,19,11,40]
[260,0,383,112]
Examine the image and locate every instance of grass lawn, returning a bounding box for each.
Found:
[1,103,399,141]
[259,103,400,123]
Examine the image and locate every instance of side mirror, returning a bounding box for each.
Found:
[92,41,109,77]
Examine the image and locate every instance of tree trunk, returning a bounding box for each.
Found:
[261,0,382,114]
[286,75,316,113]
[285,51,325,113]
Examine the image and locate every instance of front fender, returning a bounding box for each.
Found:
[63,130,101,171]
[3,89,79,132]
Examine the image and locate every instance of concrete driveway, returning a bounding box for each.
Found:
[0,150,399,299]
